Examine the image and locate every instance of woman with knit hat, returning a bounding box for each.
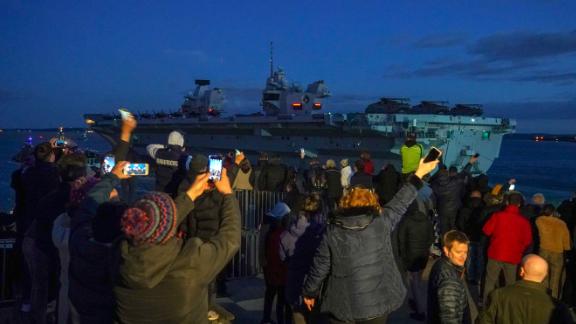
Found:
[115,167,240,324]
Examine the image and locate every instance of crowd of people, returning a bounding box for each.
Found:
[6,116,576,324]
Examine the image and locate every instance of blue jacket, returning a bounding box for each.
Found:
[303,176,423,322]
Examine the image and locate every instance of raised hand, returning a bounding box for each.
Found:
[213,168,233,195]
[120,113,137,142]
[186,173,210,201]
[111,161,132,180]
[414,158,440,179]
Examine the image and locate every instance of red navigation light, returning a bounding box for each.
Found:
[292,102,303,110]
[313,102,322,109]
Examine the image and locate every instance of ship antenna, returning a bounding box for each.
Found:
[269,41,274,77]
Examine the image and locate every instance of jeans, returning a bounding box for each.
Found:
[539,249,565,299]
[483,258,517,304]
[466,242,485,283]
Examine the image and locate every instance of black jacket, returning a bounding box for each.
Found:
[349,171,373,189]
[257,161,287,192]
[431,164,472,224]
[153,145,187,197]
[456,197,486,242]
[428,257,474,324]
[397,202,434,272]
[374,165,402,205]
[303,176,423,322]
[325,168,343,199]
[26,182,71,255]
[177,174,224,241]
[21,160,60,235]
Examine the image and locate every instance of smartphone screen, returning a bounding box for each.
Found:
[423,147,442,163]
[509,184,516,191]
[118,108,132,120]
[208,155,223,181]
[102,155,115,174]
[123,163,149,176]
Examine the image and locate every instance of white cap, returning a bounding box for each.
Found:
[168,131,184,147]
[266,202,291,219]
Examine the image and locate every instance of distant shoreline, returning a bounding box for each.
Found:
[2,128,575,138]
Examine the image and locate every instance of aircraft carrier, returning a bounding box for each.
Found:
[84,66,515,174]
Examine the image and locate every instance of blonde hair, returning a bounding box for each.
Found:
[325,159,336,169]
[303,195,321,213]
[338,187,381,213]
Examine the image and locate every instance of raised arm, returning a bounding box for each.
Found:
[383,158,438,228]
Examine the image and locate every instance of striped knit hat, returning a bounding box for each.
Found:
[121,192,178,244]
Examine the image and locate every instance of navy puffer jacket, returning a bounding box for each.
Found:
[427,257,473,324]
[303,176,422,322]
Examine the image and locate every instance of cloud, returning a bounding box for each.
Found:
[386,30,576,85]
[469,30,576,62]
[484,99,576,120]
[413,33,468,48]
[512,72,576,85]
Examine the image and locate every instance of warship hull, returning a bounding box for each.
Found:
[86,112,515,173]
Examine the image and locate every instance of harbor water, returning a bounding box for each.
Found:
[1,130,574,212]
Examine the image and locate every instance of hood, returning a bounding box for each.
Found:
[289,215,310,237]
[405,139,417,147]
[332,210,375,230]
[167,131,184,147]
[466,197,483,209]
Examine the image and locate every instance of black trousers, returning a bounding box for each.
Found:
[262,283,291,324]
[329,314,389,324]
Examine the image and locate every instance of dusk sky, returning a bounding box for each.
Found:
[1,0,575,132]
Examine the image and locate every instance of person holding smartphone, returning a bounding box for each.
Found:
[302,157,440,324]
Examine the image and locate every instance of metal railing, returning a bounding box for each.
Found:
[227,190,285,279]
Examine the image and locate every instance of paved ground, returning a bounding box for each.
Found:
[217,275,423,324]
[0,275,436,324]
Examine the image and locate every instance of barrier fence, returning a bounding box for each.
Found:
[227,190,285,279]
[0,190,286,302]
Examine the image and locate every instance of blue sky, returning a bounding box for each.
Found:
[1,0,575,132]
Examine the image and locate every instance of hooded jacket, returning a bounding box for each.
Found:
[457,197,486,242]
[114,193,241,324]
[397,202,435,272]
[374,165,402,205]
[280,216,325,305]
[302,176,423,322]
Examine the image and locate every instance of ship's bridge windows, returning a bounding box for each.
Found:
[263,93,280,101]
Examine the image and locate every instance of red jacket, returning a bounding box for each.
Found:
[263,226,287,286]
[483,205,532,265]
[363,159,374,175]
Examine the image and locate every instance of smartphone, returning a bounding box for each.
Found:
[208,155,223,181]
[235,149,241,156]
[123,163,149,176]
[118,108,133,120]
[509,184,516,191]
[102,155,115,174]
[423,147,442,163]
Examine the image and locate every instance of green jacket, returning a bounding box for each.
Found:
[478,280,570,324]
[114,193,241,324]
[401,143,423,174]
